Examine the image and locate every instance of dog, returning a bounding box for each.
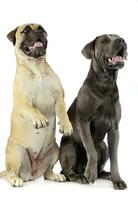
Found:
[59,34,127,190]
[0,23,73,187]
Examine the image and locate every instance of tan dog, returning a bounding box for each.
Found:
[0,23,72,187]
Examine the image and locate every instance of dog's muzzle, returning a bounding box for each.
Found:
[22,40,46,58]
[105,38,127,69]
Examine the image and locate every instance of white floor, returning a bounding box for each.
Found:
[0,160,137,200]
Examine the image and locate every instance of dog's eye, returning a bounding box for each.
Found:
[37,26,45,32]
[21,26,31,34]
[102,38,110,44]
[37,26,47,35]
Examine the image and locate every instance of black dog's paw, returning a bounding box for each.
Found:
[98,171,111,180]
[77,174,89,184]
[112,179,127,190]
[85,168,97,183]
[68,174,89,184]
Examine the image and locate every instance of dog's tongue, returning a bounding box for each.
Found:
[108,56,124,65]
[28,42,43,52]
[34,41,43,47]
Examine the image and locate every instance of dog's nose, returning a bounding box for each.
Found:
[35,30,39,34]
[116,38,125,45]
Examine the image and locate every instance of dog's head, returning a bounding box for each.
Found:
[82,34,127,70]
[7,23,48,59]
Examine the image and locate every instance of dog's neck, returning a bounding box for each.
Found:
[16,53,48,76]
[87,61,118,90]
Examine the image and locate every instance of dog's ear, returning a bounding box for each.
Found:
[7,27,18,45]
[81,38,97,59]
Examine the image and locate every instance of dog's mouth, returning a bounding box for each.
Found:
[22,40,47,58]
[105,46,127,69]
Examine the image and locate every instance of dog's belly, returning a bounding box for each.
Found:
[11,115,56,155]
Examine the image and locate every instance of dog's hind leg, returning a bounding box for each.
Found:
[34,142,66,182]
[59,137,88,184]
[5,139,33,187]
[96,141,111,180]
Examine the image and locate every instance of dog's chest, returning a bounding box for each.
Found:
[31,74,58,115]
[92,93,121,141]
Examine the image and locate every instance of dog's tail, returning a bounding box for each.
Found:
[0,170,7,178]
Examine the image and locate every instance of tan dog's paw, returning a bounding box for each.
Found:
[32,115,49,129]
[45,171,66,182]
[59,121,73,136]
[8,176,24,187]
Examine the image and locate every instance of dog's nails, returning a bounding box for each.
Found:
[46,121,49,126]
[91,181,95,184]
[33,124,37,129]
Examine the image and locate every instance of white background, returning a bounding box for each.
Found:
[0,0,138,199]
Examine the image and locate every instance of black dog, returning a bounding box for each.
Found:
[59,34,127,190]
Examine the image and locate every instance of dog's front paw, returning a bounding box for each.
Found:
[112,179,127,190]
[32,114,49,129]
[59,121,73,136]
[84,165,97,183]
